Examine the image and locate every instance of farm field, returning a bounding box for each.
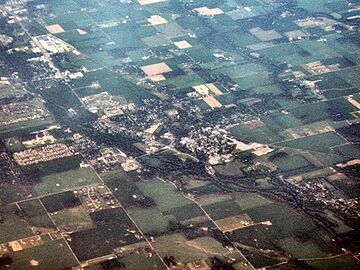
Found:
[0,0,359,269]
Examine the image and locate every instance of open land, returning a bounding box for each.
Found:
[0,0,359,269]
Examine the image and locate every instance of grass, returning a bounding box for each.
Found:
[213,160,245,176]
[136,179,192,212]
[203,199,243,220]
[51,206,94,232]
[69,208,141,261]
[276,132,347,153]
[5,237,78,270]
[323,212,353,234]
[306,254,360,270]
[0,118,54,140]
[118,244,167,270]
[232,193,273,211]
[0,205,34,243]
[159,73,204,89]
[234,72,271,89]
[34,167,101,196]
[164,203,205,222]
[18,199,55,233]
[196,194,233,206]
[210,63,266,80]
[230,124,281,144]
[278,237,327,259]
[153,234,232,264]
[273,154,311,172]
[332,144,360,159]
[246,203,316,239]
[0,183,33,204]
[128,208,174,235]
[262,112,303,132]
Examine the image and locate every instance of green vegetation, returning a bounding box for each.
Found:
[4,237,78,270]
[136,179,192,212]
[276,132,347,153]
[306,254,360,270]
[279,237,326,258]
[51,206,94,232]
[34,167,101,196]
[0,205,34,243]
[18,199,55,233]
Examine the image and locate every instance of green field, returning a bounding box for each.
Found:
[232,193,273,211]
[128,208,174,235]
[276,132,347,153]
[230,123,282,144]
[272,154,312,172]
[4,236,78,270]
[279,237,326,259]
[0,205,34,243]
[153,233,235,264]
[18,199,56,233]
[51,206,94,232]
[136,179,192,212]
[34,167,101,196]
[306,254,360,270]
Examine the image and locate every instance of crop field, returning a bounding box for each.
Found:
[102,170,146,207]
[262,112,303,133]
[276,131,347,153]
[0,0,360,269]
[159,73,204,89]
[278,237,327,259]
[203,199,243,220]
[4,237,78,270]
[0,98,54,139]
[116,242,167,270]
[0,117,54,140]
[306,254,360,270]
[153,233,238,264]
[289,99,357,124]
[136,179,192,212]
[232,193,273,211]
[163,203,204,222]
[246,203,316,239]
[0,205,34,244]
[18,199,56,233]
[128,208,174,235]
[69,208,141,261]
[34,167,101,196]
[51,206,94,232]
[230,123,282,144]
[213,159,246,176]
[272,154,312,172]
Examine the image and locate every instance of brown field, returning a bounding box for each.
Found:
[194,7,224,16]
[147,15,168,25]
[140,62,172,77]
[149,74,166,81]
[336,159,360,168]
[327,173,348,181]
[138,0,167,5]
[215,214,254,232]
[46,24,65,34]
[205,83,222,95]
[174,40,192,49]
[347,96,360,110]
[203,95,222,108]
[193,85,209,95]
[77,29,87,35]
